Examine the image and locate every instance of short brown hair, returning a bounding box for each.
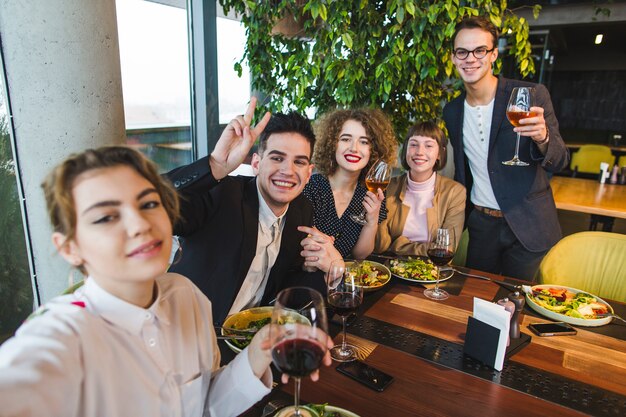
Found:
[452,16,499,49]
[401,121,447,172]
[42,146,180,253]
[313,108,397,179]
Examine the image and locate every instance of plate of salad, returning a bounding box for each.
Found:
[525,285,614,327]
[221,307,309,353]
[344,260,391,292]
[274,404,360,417]
[387,257,453,284]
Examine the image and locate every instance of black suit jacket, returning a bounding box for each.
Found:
[166,157,324,323]
[443,77,570,252]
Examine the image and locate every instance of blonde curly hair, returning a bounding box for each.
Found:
[312,108,398,179]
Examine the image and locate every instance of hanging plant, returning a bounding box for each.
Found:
[220,0,541,136]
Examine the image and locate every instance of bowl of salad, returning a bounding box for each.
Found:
[344,260,391,292]
[221,306,309,353]
[525,285,614,327]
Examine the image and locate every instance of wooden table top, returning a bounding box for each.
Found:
[240,270,626,417]
[550,176,626,219]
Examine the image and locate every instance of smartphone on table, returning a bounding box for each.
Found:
[528,322,577,336]
[336,360,394,392]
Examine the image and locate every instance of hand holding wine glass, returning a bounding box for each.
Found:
[424,228,455,301]
[326,260,364,362]
[503,87,535,166]
[270,287,329,417]
[351,160,392,225]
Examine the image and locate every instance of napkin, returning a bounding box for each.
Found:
[469,297,511,371]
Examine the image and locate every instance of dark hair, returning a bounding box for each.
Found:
[42,146,180,259]
[401,121,447,172]
[452,16,499,49]
[257,112,316,157]
[313,108,397,178]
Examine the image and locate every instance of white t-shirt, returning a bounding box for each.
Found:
[463,98,500,210]
[0,274,271,417]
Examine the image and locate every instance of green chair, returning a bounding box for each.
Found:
[452,228,469,267]
[537,231,626,303]
[569,145,615,175]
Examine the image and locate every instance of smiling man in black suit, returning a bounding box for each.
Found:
[167,98,340,323]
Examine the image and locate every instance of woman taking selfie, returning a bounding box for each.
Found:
[0,146,304,417]
[375,121,466,256]
[303,108,397,260]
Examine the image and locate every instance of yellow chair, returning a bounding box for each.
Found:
[619,155,626,168]
[452,228,469,267]
[569,145,615,174]
[537,231,626,303]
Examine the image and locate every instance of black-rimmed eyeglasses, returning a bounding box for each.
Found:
[452,47,495,60]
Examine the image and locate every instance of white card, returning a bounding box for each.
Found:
[473,297,510,371]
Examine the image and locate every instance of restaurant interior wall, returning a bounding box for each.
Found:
[0,0,126,342]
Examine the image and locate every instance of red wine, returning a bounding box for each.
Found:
[271,338,325,377]
[427,249,454,266]
[328,292,363,316]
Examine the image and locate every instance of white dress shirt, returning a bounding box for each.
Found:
[0,274,271,417]
[229,184,287,315]
[463,98,501,209]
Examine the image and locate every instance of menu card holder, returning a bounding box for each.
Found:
[463,316,502,369]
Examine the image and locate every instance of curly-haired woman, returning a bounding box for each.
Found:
[375,121,466,256]
[303,108,398,260]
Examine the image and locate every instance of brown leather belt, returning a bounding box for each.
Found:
[474,204,504,218]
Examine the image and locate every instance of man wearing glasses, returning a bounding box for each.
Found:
[443,16,569,280]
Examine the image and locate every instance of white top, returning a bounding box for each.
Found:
[0,274,271,417]
[402,172,436,243]
[463,99,500,210]
[229,183,287,315]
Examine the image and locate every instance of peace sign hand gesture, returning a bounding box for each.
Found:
[209,97,271,180]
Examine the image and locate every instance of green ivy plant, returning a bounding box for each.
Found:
[219,0,541,136]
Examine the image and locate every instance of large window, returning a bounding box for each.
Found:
[116,0,193,171]
[0,69,34,344]
[217,16,250,124]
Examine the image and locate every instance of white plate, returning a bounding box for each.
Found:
[525,285,614,327]
[388,257,454,284]
[345,260,391,292]
[275,405,360,417]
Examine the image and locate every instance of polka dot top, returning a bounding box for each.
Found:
[303,173,388,258]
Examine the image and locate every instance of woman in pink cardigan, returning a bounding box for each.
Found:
[375,121,466,256]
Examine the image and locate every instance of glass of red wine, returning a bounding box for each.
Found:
[503,86,535,166]
[424,228,455,301]
[270,287,329,417]
[326,259,364,362]
[351,159,392,225]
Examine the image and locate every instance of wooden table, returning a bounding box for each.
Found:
[240,270,626,417]
[550,176,626,231]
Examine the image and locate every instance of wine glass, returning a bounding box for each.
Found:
[270,287,328,417]
[424,228,456,301]
[350,160,392,225]
[326,259,363,362]
[503,87,535,166]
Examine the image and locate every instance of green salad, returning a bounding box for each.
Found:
[389,257,437,281]
[227,317,271,349]
[346,262,389,287]
[528,287,610,319]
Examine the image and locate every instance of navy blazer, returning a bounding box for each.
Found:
[166,157,324,323]
[443,77,570,252]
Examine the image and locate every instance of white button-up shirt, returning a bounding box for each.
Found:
[229,185,287,315]
[0,274,271,417]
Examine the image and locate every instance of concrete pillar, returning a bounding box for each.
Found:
[0,0,126,302]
